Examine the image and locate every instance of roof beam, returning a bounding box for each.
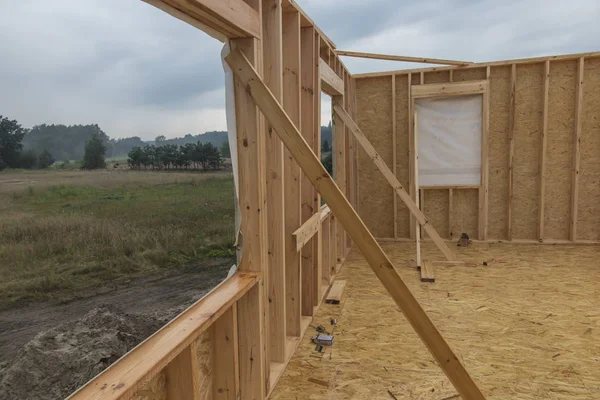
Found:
[335,50,472,66]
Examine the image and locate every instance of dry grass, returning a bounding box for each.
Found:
[0,169,235,309]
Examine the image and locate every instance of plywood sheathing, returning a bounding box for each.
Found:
[488,66,511,240]
[511,63,543,240]
[423,70,450,84]
[545,60,576,240]
[423,189,449,239]
[356,76,394,237]
[452,67,487,82]
[270,242,600,399]
[578,58,600,240]
[395,75,411,239]
[452,188,479,239]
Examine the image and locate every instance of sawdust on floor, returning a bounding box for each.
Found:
[270,242,600,399]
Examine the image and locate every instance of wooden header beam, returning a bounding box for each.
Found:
[320,58,344,96]
[225,48,485,400]
[335,50,472,66]
[411,80,488,99]
[145,0,261,40]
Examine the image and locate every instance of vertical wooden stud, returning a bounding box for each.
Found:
[392,74,398,238]
[300,26,317,316]
[448,188,454,239]
[570,57,584,241]
[262,0,286,363]
[237,284,265,400]
[282,10,302,336]
[408,73,415,240]
[539,60,550,241]
[479,66,490,240]
[507,63,516,240]
[212,306,239,400]
[321,216,331,284]
[414,111,422,266]
[314,33,323,300]
[166,342,201,400]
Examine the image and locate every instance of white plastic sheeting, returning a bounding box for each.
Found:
[415,94,482,187]
[221,42,241,273]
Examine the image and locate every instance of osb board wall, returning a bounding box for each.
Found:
[579,58,600,240]
[356,76,394,237]
[355,57,600,241]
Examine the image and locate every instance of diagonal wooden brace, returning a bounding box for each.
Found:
[332,104,456,261]
[225,49,484,400]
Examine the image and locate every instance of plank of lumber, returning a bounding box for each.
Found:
[352,51,600,79]
[161,0,261,38]
[507,64,516,240]
[320,58,344,96]
[420,261,435,283]
[411,80,487,99]
[432,260,482,268]
[212,305,239,400]
[539,60,550,240]
[141,0,227,42]
[263,0,286,364]
[570,57,584,241]
[67,272,260,400]
[224,49,485,400]
[333,104,456,262]
[293,210,321,251]
[335,50,471,66]
[282,9,302,337]
[325,280,347,304]
[165,342,201,400]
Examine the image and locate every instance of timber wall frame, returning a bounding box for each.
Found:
[66,1,600,399]
[354,52,600,244]
[69,1,354,399]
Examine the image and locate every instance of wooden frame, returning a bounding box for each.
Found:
[335,50,472,66]
[410,80,490,240]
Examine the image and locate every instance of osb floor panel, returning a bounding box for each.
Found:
[270,242,600,399]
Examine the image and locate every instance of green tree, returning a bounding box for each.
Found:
[155,135,166,144]
[322,139,330,153]
[38,149,54,169]
[322,152,333,175]
[220,140,231,158]
[0,116,27,169]
[19,149,38,169]
[82,133,107,169]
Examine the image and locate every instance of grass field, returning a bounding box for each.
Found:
[0,169,235,309]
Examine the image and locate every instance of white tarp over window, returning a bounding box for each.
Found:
[416,94,482,187]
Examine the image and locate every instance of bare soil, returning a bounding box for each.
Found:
[0,258,231,399]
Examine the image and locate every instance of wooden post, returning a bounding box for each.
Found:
[414,112,422,266]
[570,57,584,241]
[479,66,490,240]
[314,33,323,300]
[333,93,346,262]
[282,10,302,336]
[212,306,239,400]
[165,342,201,400]
[539,60,550,241]
[224,49,485,399]
[230,32,267,399]
[300,26,317,316]
[507,63,516,240]
[449,188,454,239]
[262,0,286,363]
[392,74,398,238]
[321,216,331,284]
[408,73,415,240]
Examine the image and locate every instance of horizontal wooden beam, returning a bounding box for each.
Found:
[333,104,456,261]
[68,271,260,400]
[353,50,600,79]
[224,49,484,400]
[158,0,261,39]
[319,58,344,96]
[336,50,471,66]
[411,80,487,99]
[142,0,227,42]
[293,211,321,251]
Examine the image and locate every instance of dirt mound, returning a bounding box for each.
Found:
[0,305,161,400]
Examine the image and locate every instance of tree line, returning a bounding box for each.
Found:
[127,142,223,170]
[0,116,55,170]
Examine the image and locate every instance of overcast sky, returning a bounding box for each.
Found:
[1,0,598,140]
